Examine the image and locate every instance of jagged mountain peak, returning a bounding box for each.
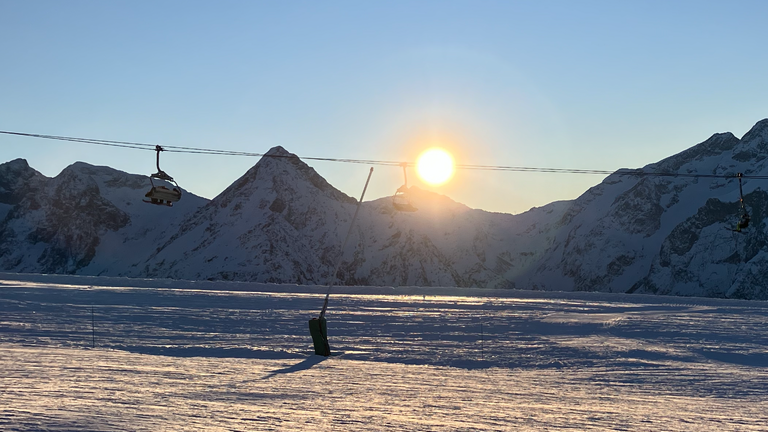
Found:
[1,158,33,172]
[742,118,768,138]
[740,118,768,151]
[50,161,143,202]
[264,145,292,157]
[57,161,109,185]
[260,146,354,203]
[61,161,142,180]
[64,161,114,173]
[211,146,356,208]
[0,158,41,181]
[0,158,45,206]
[650,119,768,174]
[653,131,740,174]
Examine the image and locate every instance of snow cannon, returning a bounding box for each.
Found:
[308,167,374,357]
[308,317,330,356]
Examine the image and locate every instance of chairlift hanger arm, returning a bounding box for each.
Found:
[151,145,176,182]
[738,172,745,208]
[155,145,164,173]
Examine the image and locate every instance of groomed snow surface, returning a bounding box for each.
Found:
[1,273,767,431]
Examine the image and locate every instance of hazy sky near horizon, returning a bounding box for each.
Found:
[2,0,768,214]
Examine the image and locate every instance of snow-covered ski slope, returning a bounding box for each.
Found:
[1,273,767,431]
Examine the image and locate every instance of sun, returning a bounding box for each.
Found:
[416,148,455,186]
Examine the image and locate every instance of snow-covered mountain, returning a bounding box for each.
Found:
[0,160,208,274]
[521,120,768,299]
[136,146,359,283]
[129,146,568,288]
[2,119,768,299]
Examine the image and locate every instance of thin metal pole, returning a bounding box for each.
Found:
[319,167,374,319]
[481,322,484,361]
[91,306,95,349]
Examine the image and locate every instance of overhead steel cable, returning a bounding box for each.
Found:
[456,163,617,175]
[3,129,768,179]
[0,131,156,152]
[612,169,768,180]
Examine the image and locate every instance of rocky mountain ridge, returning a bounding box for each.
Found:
[2,119,768,299]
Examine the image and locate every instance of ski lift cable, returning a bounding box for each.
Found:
[0,131,155,152]
[3,129,768,179]
[0,130,404,166]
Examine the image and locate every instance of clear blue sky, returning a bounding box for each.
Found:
[2,0,767,214]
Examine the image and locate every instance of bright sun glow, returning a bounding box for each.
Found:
[416,148,455,185]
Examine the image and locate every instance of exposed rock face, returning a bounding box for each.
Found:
[631,190,768,299]
[0,163,129,272]
[527,119,768,299]
[0,160,207,274]
[0,158,45,207]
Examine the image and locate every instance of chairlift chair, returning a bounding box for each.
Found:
[393,163,417,212]
[143,145,182,207]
